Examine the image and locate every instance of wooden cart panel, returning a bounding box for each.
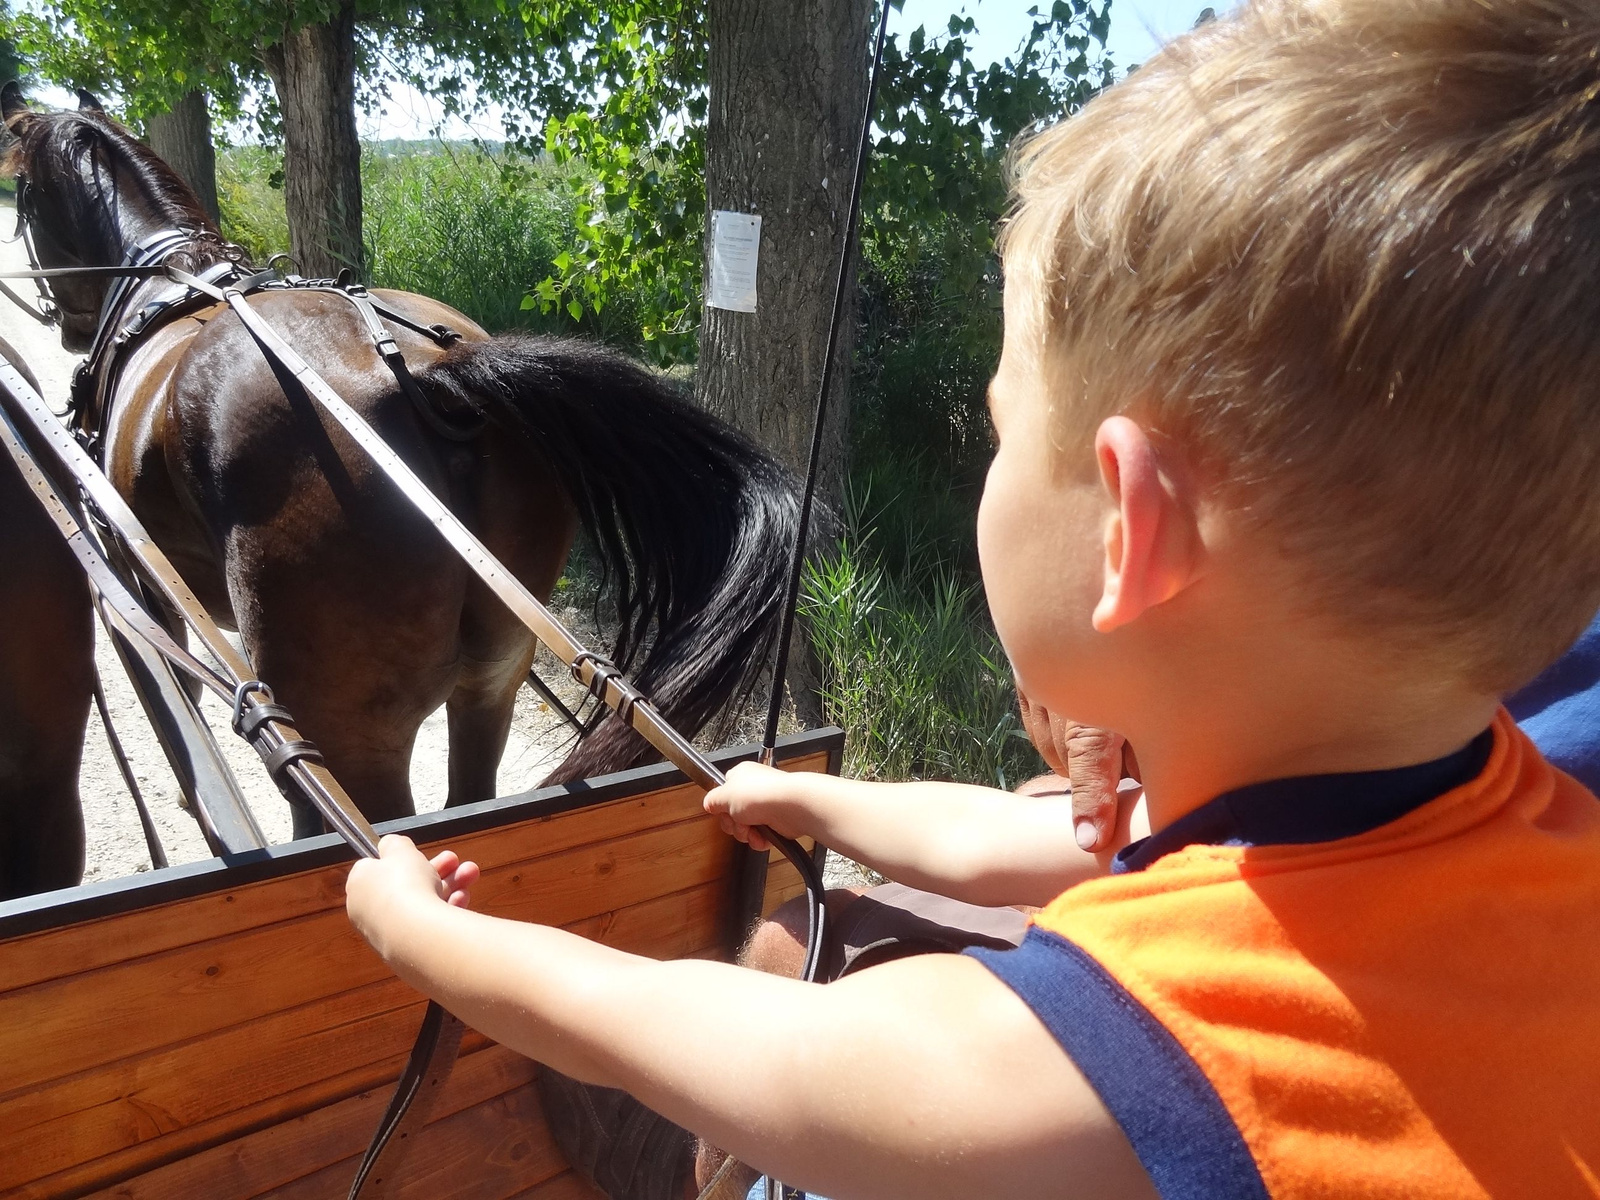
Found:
[0,729,840,1199]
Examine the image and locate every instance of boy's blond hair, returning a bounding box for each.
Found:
[1005,0,1600,691]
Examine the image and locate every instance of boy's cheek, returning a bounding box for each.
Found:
[979,479,1105,715]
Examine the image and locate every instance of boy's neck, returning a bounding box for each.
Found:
[1121,645,1501,836]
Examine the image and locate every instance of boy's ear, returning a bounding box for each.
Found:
[1091,416,1201,633]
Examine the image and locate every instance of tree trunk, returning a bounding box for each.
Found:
[263,3,363,278]
[700,0,872,731]
[144,90,220,227]
[698,0,872,507]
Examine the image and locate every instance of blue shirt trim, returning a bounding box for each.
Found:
[1508,611,1600,794]
[969,927,1269,1200]
[1111,727,1494,874]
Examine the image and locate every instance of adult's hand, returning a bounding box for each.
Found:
[1017,690,1139,853]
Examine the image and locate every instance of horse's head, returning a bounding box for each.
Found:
[2,83,214,352]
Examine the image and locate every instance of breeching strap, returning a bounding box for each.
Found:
[156,266,833,1198]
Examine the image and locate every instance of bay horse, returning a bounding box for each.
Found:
[1,86,798,837]
[0,335,92,898]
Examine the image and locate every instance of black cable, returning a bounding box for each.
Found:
[761,0,894,753]
[758,4,894,1197]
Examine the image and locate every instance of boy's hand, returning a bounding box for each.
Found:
[346,835,480,955]
[704,760,814,852]
[1017,689,1140,852]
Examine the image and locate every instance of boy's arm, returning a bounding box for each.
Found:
[348,837,1156,1200]
[707,762,1147,907]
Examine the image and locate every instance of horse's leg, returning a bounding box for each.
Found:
[443,619,537,807]
[228,520,468,831]
[0,469,92,898]
[444,443,577,808]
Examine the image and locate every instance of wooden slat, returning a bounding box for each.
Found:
[1,883,725,1194]
[257,1081,565,1200]
[507,1172,607,1200]
[0,743,837,1199]
[0,778,702,994]
[0,749,830,994]
[0,819,731,1099]
[82,1043,534,1200]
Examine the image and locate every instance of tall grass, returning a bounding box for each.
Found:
[802,477,1043,789]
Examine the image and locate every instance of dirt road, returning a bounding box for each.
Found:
[0,201,585,885]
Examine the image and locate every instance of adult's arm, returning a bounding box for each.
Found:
[1018,689,1140,854]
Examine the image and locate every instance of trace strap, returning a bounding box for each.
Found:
[156,265,831,1198]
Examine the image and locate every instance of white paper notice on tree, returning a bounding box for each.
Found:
[709,211,762,313]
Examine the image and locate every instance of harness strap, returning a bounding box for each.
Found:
[344,1000,468,1200]
[0,357,382,860]
[261,738,325,781]
[295,283,484,442]
[0,277,59,324]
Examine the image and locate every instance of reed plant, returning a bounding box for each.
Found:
[801,475,1044,789]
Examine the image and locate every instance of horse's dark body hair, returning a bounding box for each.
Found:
[423,337,800,782]
[5,99,803,823]
[6,109,218,263]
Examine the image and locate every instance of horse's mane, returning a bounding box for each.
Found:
[7,107,218,247]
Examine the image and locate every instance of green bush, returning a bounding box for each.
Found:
[216,144,289,264]
[215,143,649,345]
[802,477,1044,789]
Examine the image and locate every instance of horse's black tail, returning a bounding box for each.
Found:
[418,335,800,784]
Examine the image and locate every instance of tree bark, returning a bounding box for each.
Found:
[262,3,363,278]
[144,90,220,226]
[698,0,872,507]
[700,0,872,731]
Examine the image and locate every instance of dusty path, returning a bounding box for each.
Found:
[0,201,590,885]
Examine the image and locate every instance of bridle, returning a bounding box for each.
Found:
[3,176,64,326]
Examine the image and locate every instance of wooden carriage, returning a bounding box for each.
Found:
[0,729,839,1200]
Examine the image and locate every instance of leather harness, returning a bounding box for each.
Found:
[49,222,485,460]
[0,218,829,1197]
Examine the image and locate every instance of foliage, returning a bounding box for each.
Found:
[855,2,1113,477]
[215,142,652,344]
[802,473,1044,788]
[529,1,1116,365]
[215,145,290,262]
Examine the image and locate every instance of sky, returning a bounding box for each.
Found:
[37,1,1231,142]
[896,0,1225,72]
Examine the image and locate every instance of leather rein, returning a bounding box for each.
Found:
[1,204,831,1198]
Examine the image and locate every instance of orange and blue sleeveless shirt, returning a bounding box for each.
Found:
[970,710,1600,1199]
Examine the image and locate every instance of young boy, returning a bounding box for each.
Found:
[347,0,1600,1195]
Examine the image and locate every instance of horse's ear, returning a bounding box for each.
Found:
[1,82,32,133]
[76,89,105,113]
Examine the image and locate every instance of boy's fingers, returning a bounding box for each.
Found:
[377,833,418,858]
[1065,727,1126,851]
[430,850,460,877]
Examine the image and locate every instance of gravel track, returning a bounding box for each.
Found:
[0,203,590,887]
